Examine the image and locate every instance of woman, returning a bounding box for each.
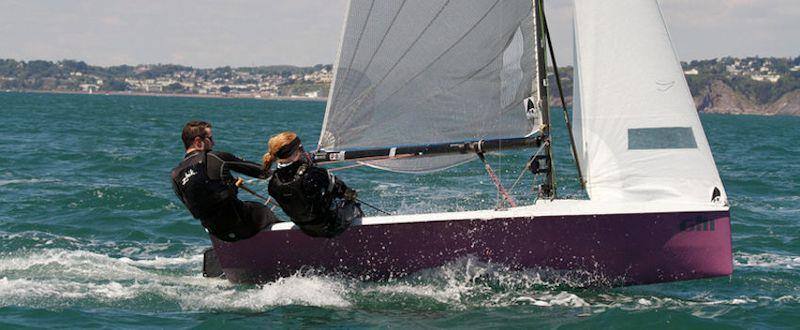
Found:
[263,131,362,238]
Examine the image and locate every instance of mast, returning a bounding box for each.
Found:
[532,0,556,199]
[541,1,585,189]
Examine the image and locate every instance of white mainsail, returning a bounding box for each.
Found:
[571,0,727,204]
[319,0,539,172]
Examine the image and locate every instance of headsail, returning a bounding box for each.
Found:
[319,0,539,172]
[571,0,727,203]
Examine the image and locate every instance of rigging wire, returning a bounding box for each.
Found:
[327,162,367,172]
[507,142,546,195]
[541,3,585,189]
[235,179,281,215]
[355,197,392,215]
[477,152,517,209]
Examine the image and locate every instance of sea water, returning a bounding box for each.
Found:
[0,92,798,328]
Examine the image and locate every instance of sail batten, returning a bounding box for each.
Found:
[320,0,538,173]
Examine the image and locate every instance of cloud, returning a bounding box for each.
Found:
[0,0,796,67]
[100,15,126,27]
[544,0,799,64]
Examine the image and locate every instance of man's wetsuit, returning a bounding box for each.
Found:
[171,150,279,241]
[268,159,362,238]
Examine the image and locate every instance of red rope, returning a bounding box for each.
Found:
[478,154,516,208]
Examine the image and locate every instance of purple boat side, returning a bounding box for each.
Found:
[210,210,732,286]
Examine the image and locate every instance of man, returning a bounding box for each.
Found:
[171,120,279,242]
[263,131,362,238]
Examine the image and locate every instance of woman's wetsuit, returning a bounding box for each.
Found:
[268,159,362,238]
[171,150,279,241]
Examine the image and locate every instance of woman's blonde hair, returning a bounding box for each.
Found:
[262,131,298,170]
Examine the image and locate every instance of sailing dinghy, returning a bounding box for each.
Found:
[205,0,732,286]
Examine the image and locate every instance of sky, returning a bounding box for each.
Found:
[0,0,797,68]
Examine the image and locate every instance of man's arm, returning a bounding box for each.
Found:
[170,175,187,205]
[209,151,267,179]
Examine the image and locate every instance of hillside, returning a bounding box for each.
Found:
[693,80,800,116]
[2,56,799,115]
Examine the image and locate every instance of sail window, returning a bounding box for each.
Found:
[627,127,697,150]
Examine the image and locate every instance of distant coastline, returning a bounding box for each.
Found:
[3,89,327,102]
[0,59,333,101]
[2,56,799,115]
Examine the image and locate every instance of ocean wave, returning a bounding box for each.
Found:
[354,256,614,311]
[347,257,780,313]
[1,248,796,313]
[512,292,590,307]
[0,178,60,186]
[0,247,349,311]
[0,248,202,280]
[0,250,592,311]
[570,293,768,319]
[734,252,800,269]
[180,274,351,311]
[0,231,193,257]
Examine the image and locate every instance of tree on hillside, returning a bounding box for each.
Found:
[0,59,21,76]
[102,79,129,91]
[61,60,89,73]
[24,60,60,78]
[106,65,136,77]
[163,82,186,93]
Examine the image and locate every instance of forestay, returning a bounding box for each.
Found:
[319,0,538,172]
[571,0,727,204]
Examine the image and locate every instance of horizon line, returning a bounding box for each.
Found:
[3,54,799,70]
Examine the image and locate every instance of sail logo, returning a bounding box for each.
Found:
[680,217,715,232]
[181,169,197,185]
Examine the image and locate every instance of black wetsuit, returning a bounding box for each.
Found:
[171,150,279,242]
[268,160,362,238]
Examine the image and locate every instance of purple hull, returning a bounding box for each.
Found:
[211,210,732,286]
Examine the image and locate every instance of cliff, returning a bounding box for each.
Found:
[694,80,761,115]
[766,90,800,116]
[694,80,800,116]
[548,78,800,116]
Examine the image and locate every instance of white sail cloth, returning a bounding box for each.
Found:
[571,0,727,204]
[319,0,537,172]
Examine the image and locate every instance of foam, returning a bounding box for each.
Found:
[366,283,462,305]
[1,248,795,313]
[0,249,201,276]
[359,257,599,309]
[0,248,350,311]
[0,178,59,186]
[584,293,763,314]
[0,273,349,311]
[180,274,351,310]
[0,277,144,306]
[734,252,800,269]
[513,292,590,307]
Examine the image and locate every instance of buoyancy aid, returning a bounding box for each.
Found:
[268,163,325,226]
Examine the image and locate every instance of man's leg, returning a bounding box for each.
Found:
[240,201,281,231]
